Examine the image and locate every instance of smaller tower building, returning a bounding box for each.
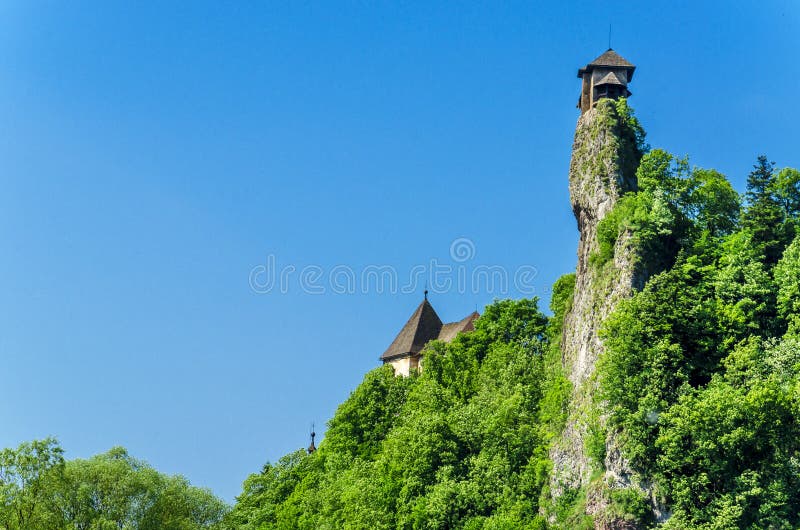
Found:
[380,294,479,376]
[577,49,635,113]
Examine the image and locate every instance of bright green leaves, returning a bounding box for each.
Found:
[0,437,64,530]
[713,231,776,342]
[775,235,800,334]
[772,167,800,219]
[597,154,800,526]
[473,298,548,352]
[742,156,796,265]
[655,338,800,529]
[593,149,741,273]
[593,149,690,271]
[687,169,740,237]
[613,98,649,155]
[599,256,718,470]
[635,148,690,200]
[0,441,227,530]
[635,150,740,238]
[323,364,414,461]
[549,274,575,324]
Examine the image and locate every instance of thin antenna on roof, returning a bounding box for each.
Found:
[424,281,429,300]
[307,423,316,454]
[608,24,612,50]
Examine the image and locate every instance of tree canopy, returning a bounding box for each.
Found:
[0,440,227,530]
[596,151,800,528]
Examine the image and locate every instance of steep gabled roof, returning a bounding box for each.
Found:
[438,311,480,342]
[577,49,636,80]
[380,299,443,361]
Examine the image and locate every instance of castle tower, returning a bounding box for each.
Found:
[380,294,479,376]
[577,49,635,113]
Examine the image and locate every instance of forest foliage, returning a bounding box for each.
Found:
[598,153,800,529]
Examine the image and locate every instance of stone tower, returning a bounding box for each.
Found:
[577,49,635,113]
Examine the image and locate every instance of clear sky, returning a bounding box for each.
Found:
[1,1,797,502]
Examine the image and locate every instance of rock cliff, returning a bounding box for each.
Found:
[548,99,648,527]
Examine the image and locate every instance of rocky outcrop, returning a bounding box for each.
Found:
[563,101,641,388]
[548,99,648,527]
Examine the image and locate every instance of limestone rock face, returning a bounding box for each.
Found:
[564,101,640,389]
[549,100,647,526]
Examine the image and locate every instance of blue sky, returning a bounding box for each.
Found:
[0,1,797,501]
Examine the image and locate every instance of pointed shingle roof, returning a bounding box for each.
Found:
[577,49,635,80]
[588,49,634,68]
[380,299,443,361]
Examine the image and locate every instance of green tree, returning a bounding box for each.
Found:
[0,441,227,530]
[225,145,798,528]
[713,230,776,342]
[0,438,64,530]
[138,473,227,530]
[596,153,800,527]
[656,337,800,529]
[742,155,792,264]
[771,167,800,219]
[635,149,690,204]
[323,364,413,460]
[775,235,800,333]
[598,254,721,470]
[54,447,148,529]
[594,149,714,274]
[225,450,318,530]
[686,168,740,237]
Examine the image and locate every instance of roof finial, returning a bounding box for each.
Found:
[307,423,316,454]
[608,23,612,50]
[424,280,428,300]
